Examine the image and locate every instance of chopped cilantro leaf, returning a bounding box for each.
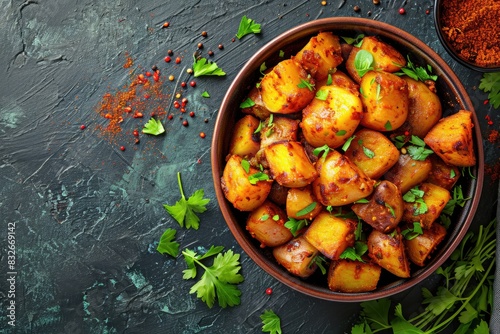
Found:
[192,55,226,77]
[236,15,261,39]
[156,228,180,257]
[142,118,165,135]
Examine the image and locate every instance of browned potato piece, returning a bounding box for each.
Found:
[286,186,322,220]
[360,36,406,73]
[367,229,410,278]
[241,86,272,120]
[403,77,442,138]
[402,182,451,229]
[312,149,375,206]
[221,155,272,211]
[325,70,360,94]
[327,259,382,293]
[384,154,432,195]
[360,71,409,132]
[424,110,476,167]
[405,222,447,266]
[264,141,318,188]
[351,180,404,233]
[267,182,289,206]
[260,116,300,149]
[260,59,316,114]
[246,200,292,248]
[229,115,261,158]
[273,236,319,278]
[345,47,363,84]
[301,85,363,148]
[294,32,343,81]
[426,155,461,191]
[304,212,357,260]
[344,128,400,179]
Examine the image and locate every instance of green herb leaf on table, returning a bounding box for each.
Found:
[479,72,500,109]
[156,228,180,257]
[201,91,210,98]
[192,55,226,77]
[163,172,210,230]
[142,118,165,135]
[261,310,282,334]
[182,246,244,308]
[236,15,261,39]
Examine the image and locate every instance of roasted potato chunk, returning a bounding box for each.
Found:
[295,32,343,80]
[301,85,363,148]
[405,222,447,266]
[264,141,318,188]
[260,116,300,149]
[273,236,319,278]
[286,186,323,220]
[360,36,406,73]
[402,182,451,229]
[312,149,375,206]
[424,110,476,167]
[384,153,432,195]
[367,229,410,278]
[221,155,272,211]
[403,77,442,138]
[426,155,461,191]
[229,115,261,158]
[246,200,293,248]
[260,59,316,114]
[316,69,359,94]
[344,128,400,179]
[304,212,357,260]
[345,47,363,83]
[351,180,404,233]
[360,71,409,132]
[327,259,381,293]
[241,86,272,120]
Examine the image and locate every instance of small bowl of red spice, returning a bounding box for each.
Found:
[434,0,500,71]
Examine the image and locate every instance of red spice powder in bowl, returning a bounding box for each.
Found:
[434,0,500,72]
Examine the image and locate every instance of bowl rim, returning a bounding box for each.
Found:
[211,17,484,302]
[433,0,500,73]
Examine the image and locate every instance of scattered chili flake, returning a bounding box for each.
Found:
[123,53,133,68]
[133,112,144,118]
[144,93,150,99]
[162,22,170,28]
[488,129,499,143]
[425,9,430,15]
[190,81,196,87]
[174,101,180,108]
[145,71,152,77]
[164,56,171,63]
[182,120,189,127]
[265,288,273,295]
[399,7,406,15]
[485,115,494,125]
[80,125,86,130]
[199,132,206,138]
[153,72,160,82]
[484,99,490,105]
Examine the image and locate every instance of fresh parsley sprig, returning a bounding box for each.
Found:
[236,15,261,39]
[261,309,282,334]
[479,72,500,108]
[339,241,368,262]
[405,135,434,161]
[403,186,428,215]
[395,55,438,82]
[156,228,180,257]
[284,217,309,237]
[143,118,165,135]
[192,55,226,77]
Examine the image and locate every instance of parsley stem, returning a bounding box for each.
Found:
[177,172,186,200]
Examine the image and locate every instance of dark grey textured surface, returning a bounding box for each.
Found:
[0,0,498,333]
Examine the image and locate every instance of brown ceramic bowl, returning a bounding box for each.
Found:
[211,18,484,302]
[434,0,500,72]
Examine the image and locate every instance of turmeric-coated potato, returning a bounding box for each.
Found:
[312,149,375,206]
[221,155,272,211]
[360,71,409,132]
[273,236,319,278]
[345,47,363,84]
[229,115,261,158]
[344,128,400,179]
[304,212,357,260]
[367,229,410,278]
[246,200,293,248]
[384,153,432,195]
[405,222,447,267]
[264,141,318,188]
[402,182,451,229]
[260,59,316,114]
[359,36,406,73]
[260,116,300,149]
[286,186,323,220]
[403,77,442,138]
[301,85,363,148]
[317,69,360,95]
[241,86,272,120]
[294,32,343,81]
[426,155,461,191]
[327,259,381,293]
[424,110,476,167]
[351,180,404,233]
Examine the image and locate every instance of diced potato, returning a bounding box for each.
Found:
[402,182,451,229]
[267,182,289,206]
[424,110,476,167]
[300,85,363,148]
[264,141,318,188]
[384,153,432,195]
[367,229,410,278]
[294,32,343,80]
[312,149,375,206]
[221,155,272,211]
[273,236,319,278]
[405,222,447,266]
[345,47,363,83]
[260,116,300,149]
[304,211,357,260]
[359,36,406,73]
[229,115,261,158]
[360,71,409,132]
[426,155,461,191]
[344,128,400,179]
[260,59,316,114]
[246,200,293,248]
[316,70,360,95]
[402,77,442,138]
[286,186,323,220]
[327,259,381,293]
[351,180,404,233]
[241,86,272,120]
